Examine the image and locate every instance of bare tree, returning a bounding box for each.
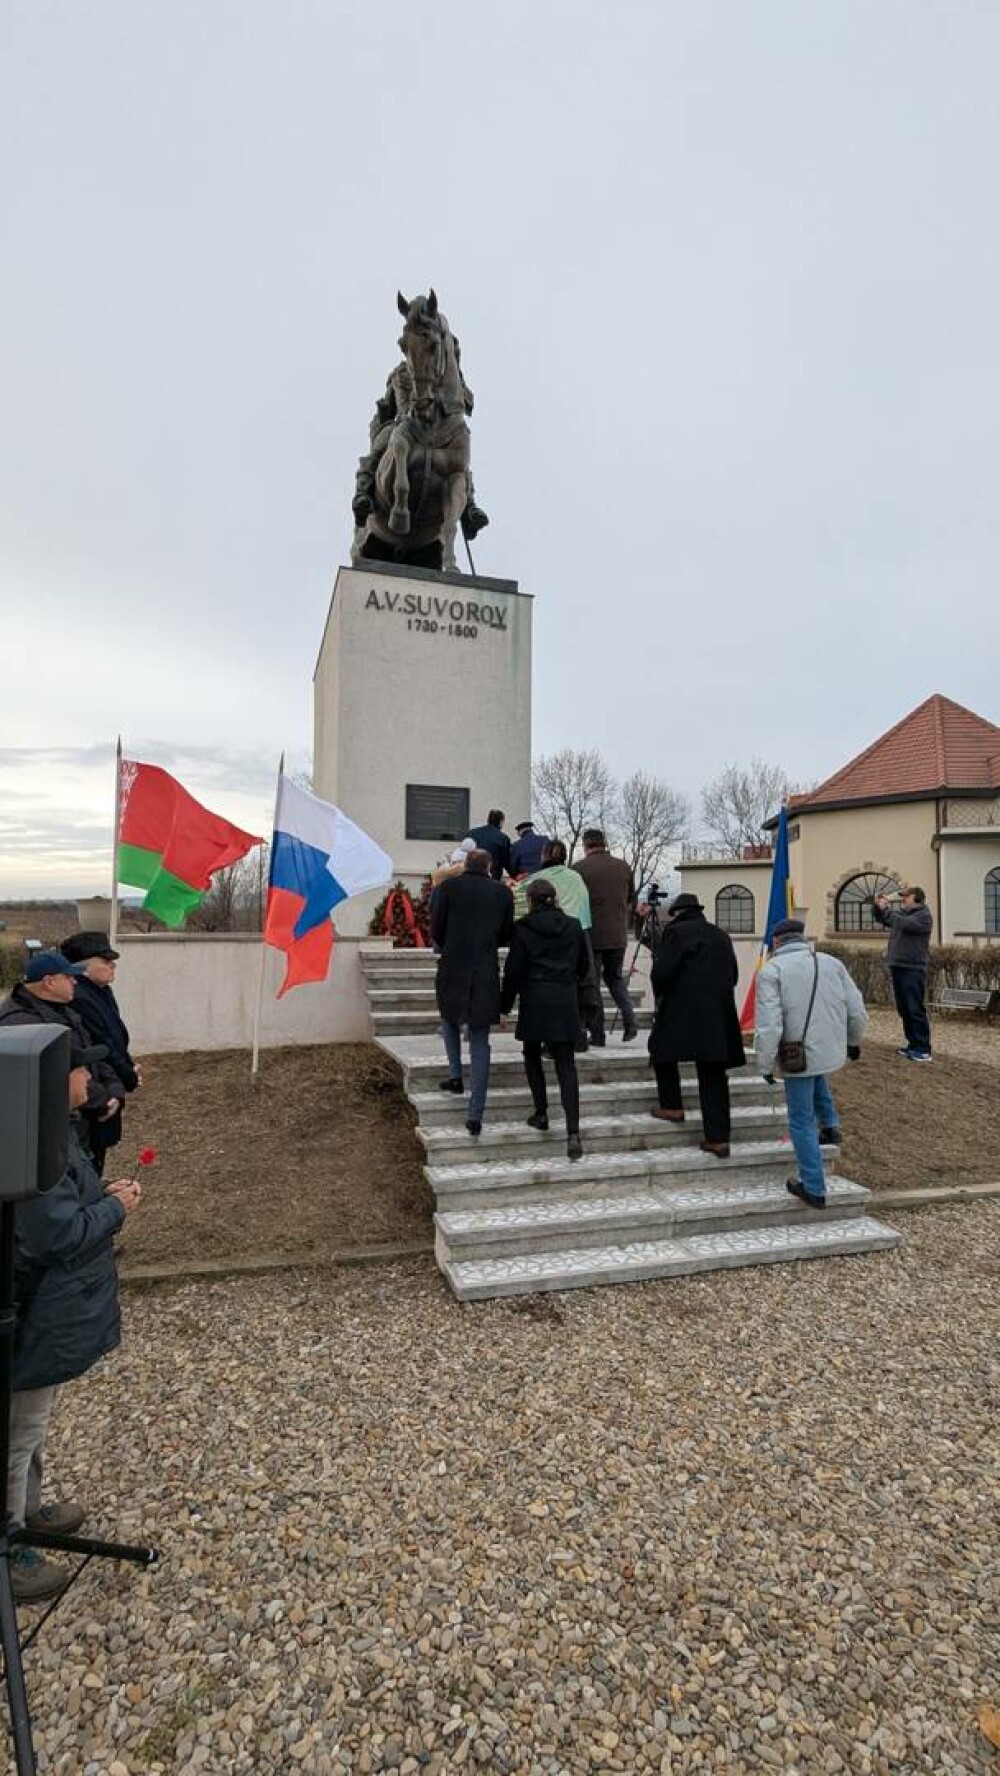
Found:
[612,772,690,889]
[189,844,269,932]
[700,759,793,855]
[532,748,615,861]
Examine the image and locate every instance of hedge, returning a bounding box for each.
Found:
[819,942,1000,1006]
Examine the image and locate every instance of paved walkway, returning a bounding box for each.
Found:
[21,1202,999,1775]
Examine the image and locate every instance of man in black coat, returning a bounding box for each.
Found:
[430,849,514,1137]
[9,1063,142,1601]
[60,931,142,1170]
[501,878,590,1159]
[466,810,511,881]
[0,951,126,1171]
[647,893,745,1157]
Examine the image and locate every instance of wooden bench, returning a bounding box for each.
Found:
[930,985,998,1014]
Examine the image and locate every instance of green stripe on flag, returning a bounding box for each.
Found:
[117,842,206,927]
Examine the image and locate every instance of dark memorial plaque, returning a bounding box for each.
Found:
[406,784,470,843]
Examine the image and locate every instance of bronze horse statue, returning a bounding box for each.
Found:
[352,290,488,574]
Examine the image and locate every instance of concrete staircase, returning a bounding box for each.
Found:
[361,943,900,1301]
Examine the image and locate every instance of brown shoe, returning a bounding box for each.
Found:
[699,1140,730,1159]
[650,1108,685,1123]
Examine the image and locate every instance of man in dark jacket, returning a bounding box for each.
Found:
[60,931,142,1169]
[0,952,126,1169]
[647,893,745,1157]
[509,821,550,878]
[872,886,933,1061]
[466,810,511,880]
[573,828,638,1042]
[8,1063,142,1602]
[501,878,590,1159]
[430,849,514,1137]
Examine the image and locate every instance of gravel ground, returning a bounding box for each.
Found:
[11,1202,998,1775]
[866,1007,1000,1068]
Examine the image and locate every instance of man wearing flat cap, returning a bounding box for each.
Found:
[647,892,745,1157]
[0,950,127,1170]
[756,918,867,1208]
[61,931,142,1170]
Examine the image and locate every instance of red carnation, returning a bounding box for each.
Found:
[138,1147,158,1167]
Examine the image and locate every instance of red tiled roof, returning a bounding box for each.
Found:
[791,695,1000,811]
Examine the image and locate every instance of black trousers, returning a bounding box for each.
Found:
[890,966,932,1055]
[523,1041,580,1135]
[593,945,637,1034]
[578,931,604,1045]
[655,1060,731,1143]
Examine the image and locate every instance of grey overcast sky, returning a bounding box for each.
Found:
[2,1,999,893]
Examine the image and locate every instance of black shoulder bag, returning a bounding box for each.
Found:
[778,952,820,1075]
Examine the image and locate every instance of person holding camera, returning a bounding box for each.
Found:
[872,886,933,1062]
[8,1062,142,1602]
[755,918,867,1209]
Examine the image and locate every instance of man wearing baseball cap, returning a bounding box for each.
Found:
[0,951,126,1169]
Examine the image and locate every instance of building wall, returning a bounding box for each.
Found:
[673,863,773,936]
[791,801,940,938]
[939,837,1000,939]
[113,934,372,1053]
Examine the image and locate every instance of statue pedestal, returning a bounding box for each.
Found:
[314,563,533,935]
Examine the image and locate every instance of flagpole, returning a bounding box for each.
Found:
[109,737,122,947]
[250,753,284,1080]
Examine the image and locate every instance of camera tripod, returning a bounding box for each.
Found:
[0,1201,158,1775]
[609,893,667,1037]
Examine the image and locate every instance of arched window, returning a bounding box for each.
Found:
[986,868,1000,935]
[834,871,898,933]
[716,883,754,934]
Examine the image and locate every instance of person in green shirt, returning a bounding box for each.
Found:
[516,841,603,1048]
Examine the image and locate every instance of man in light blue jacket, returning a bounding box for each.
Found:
[756,918,868,1208]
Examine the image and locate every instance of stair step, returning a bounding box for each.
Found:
[443,1215,900,1300]
[367,986,644,1009]
[373,1008,654,1035]
[378,1035,754,1092]
[436,1175,871,1261]
[411,1073,781,1126]
[420,1103,788,1162]
[428,1138,821,1209]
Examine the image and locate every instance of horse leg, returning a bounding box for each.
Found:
[439,468,467,573]
[387,432,411,535]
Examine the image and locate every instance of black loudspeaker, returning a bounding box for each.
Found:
[0,1027,70,1203]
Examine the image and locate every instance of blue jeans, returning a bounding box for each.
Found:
[890,967,931,1055]
[442,1022,491,1124]
[783,1074,839,1200]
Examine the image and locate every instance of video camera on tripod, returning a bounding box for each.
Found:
[0,1027,157,1776]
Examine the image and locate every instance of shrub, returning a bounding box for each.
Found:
[819,941,1000,1006]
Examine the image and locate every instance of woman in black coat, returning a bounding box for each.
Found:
[647,894,745,1157]
[501,879,591,1159]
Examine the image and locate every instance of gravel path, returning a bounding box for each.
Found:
[15,1204,999,1776]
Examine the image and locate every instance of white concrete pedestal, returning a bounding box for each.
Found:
[314,563,532,934]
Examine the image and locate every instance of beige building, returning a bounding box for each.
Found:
[680,694,1000,948]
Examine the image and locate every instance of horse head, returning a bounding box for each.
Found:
[396,289,452,416]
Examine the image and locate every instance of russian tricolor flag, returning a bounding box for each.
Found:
[264,775,392,996]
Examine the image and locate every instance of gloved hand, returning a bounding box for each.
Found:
[847,1045,861,1061]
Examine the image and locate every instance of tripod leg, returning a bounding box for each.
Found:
[0,1547,37,1774]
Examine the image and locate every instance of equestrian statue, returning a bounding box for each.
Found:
[351,289,489,574]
